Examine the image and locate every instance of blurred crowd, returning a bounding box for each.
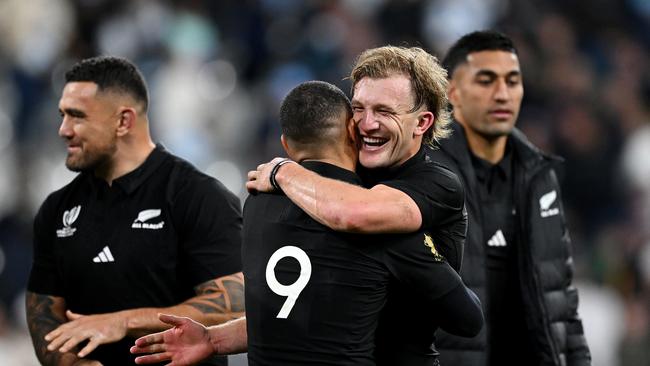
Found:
[0,0,647,365]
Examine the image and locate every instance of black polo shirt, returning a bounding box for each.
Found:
[242,161,467,366]
[28,145,242,366]
[471,143,533,364]
[470,143,516,278]
[360,147,470,365]
[359,146,467,272]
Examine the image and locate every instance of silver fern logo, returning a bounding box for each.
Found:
[56,205,81,237]
[131,209,164,230]
[539,190,559,218]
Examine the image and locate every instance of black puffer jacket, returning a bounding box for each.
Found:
[428,123,591,366]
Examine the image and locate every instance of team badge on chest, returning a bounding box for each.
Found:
[56,205,81,238]
[131,209,165,230]
[424,233,445,262]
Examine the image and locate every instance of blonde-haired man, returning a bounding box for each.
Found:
[247,45,469,365]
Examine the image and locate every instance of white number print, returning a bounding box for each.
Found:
[265,246,312,319]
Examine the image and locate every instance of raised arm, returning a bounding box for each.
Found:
[130,315,247,365]
[44,272,245,359]
[26,291,102,366]
[246,158,421,233]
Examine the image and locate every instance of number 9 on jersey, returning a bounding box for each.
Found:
[265,246,312,319]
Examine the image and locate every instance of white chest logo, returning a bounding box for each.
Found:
[131,209,165,230]
[487,229,507,247]
[93,246,115,263]
[56,205,81,238]
[539,190,560,218]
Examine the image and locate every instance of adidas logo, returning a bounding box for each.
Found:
[487,229,507,247]
[93,246,115,263]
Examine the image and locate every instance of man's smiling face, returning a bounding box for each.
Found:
[352,74,424,169]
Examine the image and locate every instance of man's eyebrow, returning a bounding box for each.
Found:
[474,70,498,78]
[351,101,396,111]
[475,69,521,78]
[60,108,86,117]
[506,70,522,77]
[373,103,397,111]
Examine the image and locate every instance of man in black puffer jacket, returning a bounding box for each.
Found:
[429,30,591,366]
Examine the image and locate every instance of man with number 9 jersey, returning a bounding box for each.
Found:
[243,81,483,365]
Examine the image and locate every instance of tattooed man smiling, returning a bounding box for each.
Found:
[26,56,244,366]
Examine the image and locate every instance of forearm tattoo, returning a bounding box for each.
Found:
[187,274,245,317]
[25,292,73,366]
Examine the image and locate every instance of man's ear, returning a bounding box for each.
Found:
[448,79,459,108]
[413,111,434,137]
[346,117,358,146]
[280,134,291,156]
[116,107,137,137]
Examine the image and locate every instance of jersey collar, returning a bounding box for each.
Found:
[110,143,168,195]
[358,146,426,187]
[300,161,362,186]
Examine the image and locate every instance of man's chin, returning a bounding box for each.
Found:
[359,154,388,170]
[65,164,84,173]
[480,125,514,140]
[65,158,89,173]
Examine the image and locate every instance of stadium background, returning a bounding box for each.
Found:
[0,0,648,365]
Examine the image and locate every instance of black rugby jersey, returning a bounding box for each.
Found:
[360,147,471,365]
[359,146,467,272]
[28,145,242,366]
[242,161,469,366]
[471,144,534,365]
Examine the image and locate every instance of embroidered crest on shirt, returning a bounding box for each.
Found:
[56,205,81,238]
[539,190,560,218]
[131,209,165,229]
[424,233,445,262]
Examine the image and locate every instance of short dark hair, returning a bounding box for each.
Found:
[65,56,149,111]
[442,30,518,78]
[280,81,351,147]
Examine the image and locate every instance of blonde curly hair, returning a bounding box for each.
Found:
[350,46,451,146]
